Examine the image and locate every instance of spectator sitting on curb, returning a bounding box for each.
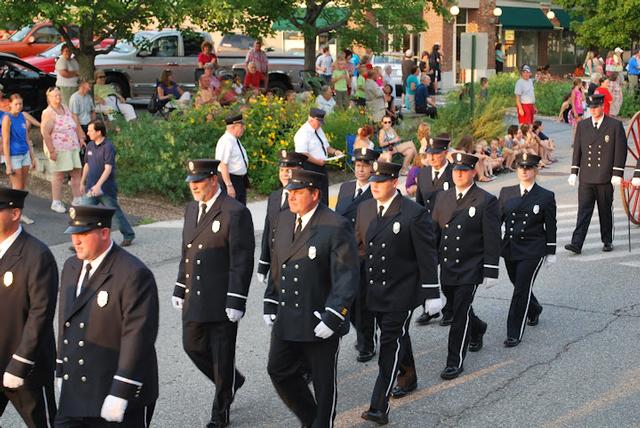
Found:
[415,74,437,118]
[315,85,336,114]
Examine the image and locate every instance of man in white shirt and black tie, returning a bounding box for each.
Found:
[216,113,250,205]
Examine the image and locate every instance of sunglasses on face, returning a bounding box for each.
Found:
[382,121,391,124]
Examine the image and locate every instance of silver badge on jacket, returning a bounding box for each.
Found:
[308,246,317,260]
[393,222,401,234]
[604,135,610,143]
[97,290,109,307]
[212,220,221,233]
[533,204,540,214]
[469,207,476,217]
[3,271,13,287]
[443,182,449,191]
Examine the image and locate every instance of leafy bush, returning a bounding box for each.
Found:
[619,89,640,118]
[535,81,572,116]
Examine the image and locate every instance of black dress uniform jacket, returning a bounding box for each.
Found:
[570,115,627,182]
[0,230,58,387]
[57,244,159,417]
[264,204,359,341]
[174,193,255,322]
[432,185,501,285]
[498,184,557,261]
[335,181,373,225]
[355,195,439,312]
[415,163,454,214]
[258,188,292,276]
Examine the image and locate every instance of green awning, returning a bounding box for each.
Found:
[498,6,553,30]
[551,9,582,29]
[272,8,349,32]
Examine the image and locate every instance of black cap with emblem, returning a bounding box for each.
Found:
[185,159,220,182]
[426,136,450,154]
[369,161,402,182]
[452,152,479,171]
[354,147,380,163]
[285,169,325,190]
[586,93,605,107]
[64,205,115,234]
[224,113,244,125]
[309,108,326,123]
[0,187,28,209]
[279,150,308,167]
[515,152,541,168]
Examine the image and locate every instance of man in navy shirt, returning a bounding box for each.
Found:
[80,120,135,246]
[415,75,437,118]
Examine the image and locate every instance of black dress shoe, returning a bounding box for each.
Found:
[361,409,389,425]
[468,322,487,352]
[564,243,581,254]
[416,311,441,325]
[357,350,376,362]
[206,419,228,428]
[603,243,613,252]
[391,382,417,399]
[504,338,521,348]
[440,366,463,380]
[234,373,245,394]
[439,317,453,326]
[528,313,540,326]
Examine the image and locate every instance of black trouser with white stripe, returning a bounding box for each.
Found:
[505,258,544,340]
[54,404,155,427]
[350,272,377,353]
[571,182,613,248]
[0,381,56,428]
[442,285,484,368]
[182,320,242,425]
[369,310,415,413]
[267,334,340,427]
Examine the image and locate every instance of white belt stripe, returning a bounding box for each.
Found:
[12,354,35,365]
[113,375,143,386]
[227,292,247,300]
[326,307,345,320]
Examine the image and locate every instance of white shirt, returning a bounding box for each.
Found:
[376,192,399,217]
[294,122,330,161]
[315,53,333,76]
[316,95,336,114]
[591,115,604,129]
[295,203,320,232]
[514,78,535,104]
[354,182,370,199]
[519,183,534,196]
[280,189,289,208]
[55,56,79,87]
[0,226,22,259]
[215,131,248,175]
[76,240,114,297]
[455,184,473,200]
[199,188,221,219]
[432,161,449,181]
[69,91,94,126]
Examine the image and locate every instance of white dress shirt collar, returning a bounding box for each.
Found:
[432,161,449,180]
[519,182,535,196]
[355,182,370,197]
[201,188,222,213]
[376,191,399,217]
[455,184,474,200]
[296,202,320,231]
[592,115,604,129]
[0,226,22,259]
[77,240,113,297]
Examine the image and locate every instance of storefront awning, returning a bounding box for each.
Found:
[498,6,553,30]
[272,8,349,32]
[551,9,581,29]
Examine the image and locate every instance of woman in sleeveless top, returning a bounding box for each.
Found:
[377,115,416,175]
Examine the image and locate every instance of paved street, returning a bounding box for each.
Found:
[4,118,640,427]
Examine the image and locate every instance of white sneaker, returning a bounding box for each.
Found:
[72,197,83,206]
[51,200,67,213]
[20,214,34,225]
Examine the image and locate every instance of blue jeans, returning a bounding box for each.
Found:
[81,194,135,240]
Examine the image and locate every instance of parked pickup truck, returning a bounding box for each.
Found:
[0,22,79,58]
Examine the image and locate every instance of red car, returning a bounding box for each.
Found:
[23,39,114,73]
[0,22,79,58]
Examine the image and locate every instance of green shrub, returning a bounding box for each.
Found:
[619,89,640,118]
[535,81,572,116]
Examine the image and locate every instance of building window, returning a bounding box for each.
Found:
[455,8,468,62]
[547,31,562,65]
[516,31,537,67]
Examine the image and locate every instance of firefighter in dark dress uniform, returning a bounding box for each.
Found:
[415,136,454,326]
[264,169,359,428]
[257,150,308,284]
[566,93,627,254]
[172,160,255,428]
[0,188,57,428]
[56,205,159,428]
[431,153,500,380]
[498,153,557,347]
[355,161,442,425]
[335,147,380,362]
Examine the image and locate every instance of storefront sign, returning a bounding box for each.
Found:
[505,30,515,42]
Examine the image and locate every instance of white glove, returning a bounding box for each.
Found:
[257,273,267,284]
[483,277,499,287]
[226,308,244,322]
[611,176,622,186]
[425,297,444,315]
[56,377,62,391]
[568,174,577,187]
[314,321,335,339]
[100,395,128,423]
[545,254,557,267]
[632,177,640,187]
[171,296,183,310]
[2,372,24,389]
[263,314,276,326]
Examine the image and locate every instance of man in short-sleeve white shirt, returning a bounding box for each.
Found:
[215,113,249,205]
[514,65,536,124]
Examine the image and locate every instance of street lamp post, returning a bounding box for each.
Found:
[450,5,460,87]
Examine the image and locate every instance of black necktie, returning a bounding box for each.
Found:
[293,217,302,241]
[314,130,327,157]
[377,205,384,220]
[522,189,528,198]
[433,170,440,184]
[281,191,289,209]
[78,263,92,297]
[355,188,363,200]
[594,122,599,130]
[457,192,463,201]
[236,138,248,169]
[198,203,207,224]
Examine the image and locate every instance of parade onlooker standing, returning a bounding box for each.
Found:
[315,46,333,84]
[331,55,350,108]
[365,67,385,122]
[609,72,623,116]
[216,113,250,206]
[569,78,584,125]
[0,188,58,428]
[627,49,640,94]
[514,65,536,125]
[401,50,414,93]
[0,84,9,112]
[55,44,79,106]
[245,39,269,89]
[583,51,595,77]
[354,64,367,107]
[429,44,442,93]
[41,87,84,213]
[81,120,136,247]
[404,66,420,112]
[2,95,36,194]
[173,159,254,428]
[495,43,505,73]
[69,78,95,136]
[595,77,613,116]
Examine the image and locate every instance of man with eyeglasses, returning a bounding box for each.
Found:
[294,108,343,205]
[93,70,137,121]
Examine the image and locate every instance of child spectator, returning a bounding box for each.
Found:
[533,120,556,164]
[405,148,429,196]
[354,125,375,151]
[479,77,489,99]
[416,122,431,152]
[497,137,515,171]
[474,141,495,180]
[488,139,505,172]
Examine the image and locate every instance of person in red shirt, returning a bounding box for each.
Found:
[243,61,265,93]
[594,77,613,115]
[197,41,217,68]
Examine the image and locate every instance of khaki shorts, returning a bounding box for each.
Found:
[47,147,81,172]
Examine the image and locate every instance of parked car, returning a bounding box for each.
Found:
[23,39,115,73]
[0,22,79,58]
[0,53,55,117]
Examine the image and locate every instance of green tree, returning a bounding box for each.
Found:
[556,0,640,49]
[0,0,188,79]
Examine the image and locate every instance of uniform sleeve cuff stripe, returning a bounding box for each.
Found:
[634,169,640,172]
[56,359,63,364]
[175,282,186,288]
[264,298,278,304]
[421,283,439,288]
[547,243,556,246]
[113,375,143,386]
[258,260,270,266]
[227,293,247,300]
[613,167,624,171]
[483,264,499,269]
[326,307,345,321]
[12,354,35,365]
[571,166,580,168]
